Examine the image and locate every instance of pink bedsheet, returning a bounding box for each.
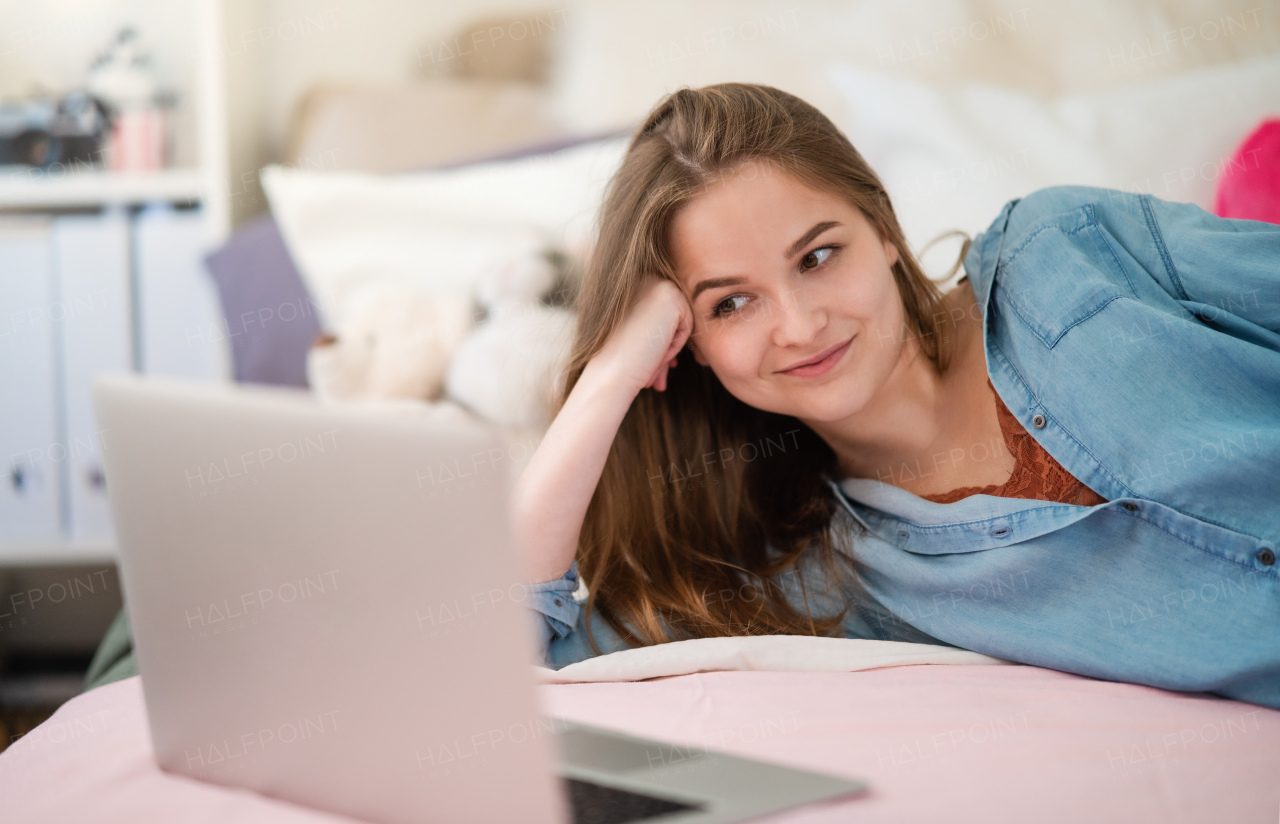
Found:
[3,665,1277,823]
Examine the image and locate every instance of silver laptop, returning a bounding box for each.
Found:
[93,372,866,824]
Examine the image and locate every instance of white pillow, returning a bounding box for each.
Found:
[826,54,1280,274]
[261,136,629,328]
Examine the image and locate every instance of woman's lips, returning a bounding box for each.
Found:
[779,336,854,378]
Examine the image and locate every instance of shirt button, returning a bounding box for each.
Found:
[1032,414,1046,429]
[553,598,563,607]
[1258,548,1276,566]
[1121,502,1138,512]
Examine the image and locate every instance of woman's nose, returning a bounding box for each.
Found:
[771,287,826,348]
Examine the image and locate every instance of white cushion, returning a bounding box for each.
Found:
[261,136,629,329]
[533,635,1010,683]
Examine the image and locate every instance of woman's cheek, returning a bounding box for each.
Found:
[699,333,742,381]
[728,332,772,385]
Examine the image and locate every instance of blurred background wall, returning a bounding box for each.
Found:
[218,0,555,224]
[6,0,1276,228]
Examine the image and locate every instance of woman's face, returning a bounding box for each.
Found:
[669,160,907,423]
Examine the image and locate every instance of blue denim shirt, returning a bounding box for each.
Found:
[525,186,1280,708]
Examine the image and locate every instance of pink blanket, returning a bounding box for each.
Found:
[3,665,1277,823]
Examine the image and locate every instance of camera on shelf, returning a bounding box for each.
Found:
[0,91,111,170]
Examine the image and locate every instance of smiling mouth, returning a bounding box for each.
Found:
[779,336,854,377]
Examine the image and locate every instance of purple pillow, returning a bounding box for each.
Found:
[203,213,320,388]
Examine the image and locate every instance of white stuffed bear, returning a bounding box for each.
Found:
[307,286,475,407]
[444,250,576,432]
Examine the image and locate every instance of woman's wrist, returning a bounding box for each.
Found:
[579,348,646,404]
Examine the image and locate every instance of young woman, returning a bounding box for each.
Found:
[510,83,1280,708]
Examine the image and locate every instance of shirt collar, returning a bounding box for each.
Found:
[825,475,1106,554]
[966,195,1018,317]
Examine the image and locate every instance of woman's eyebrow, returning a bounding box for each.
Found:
[784,221,841,259]
[691,276,747,301]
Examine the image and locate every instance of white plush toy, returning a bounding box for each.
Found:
[306,241,577,433]
[444,250,576,432]
[306,286,475,407]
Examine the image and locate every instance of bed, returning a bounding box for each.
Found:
[3,646,1278,822]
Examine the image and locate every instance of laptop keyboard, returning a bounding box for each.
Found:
[563,776,703,823]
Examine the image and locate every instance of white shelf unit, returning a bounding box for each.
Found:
[0,0,230,242]
[0,542,122,568]
[0,0,231,566]
[0,168,207,210]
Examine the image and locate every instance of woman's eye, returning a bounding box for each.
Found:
[713,294,749,318]
[800,246,836,271]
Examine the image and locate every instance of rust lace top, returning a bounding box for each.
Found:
[920,377,1109,506]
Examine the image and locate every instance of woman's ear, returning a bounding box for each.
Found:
[883,237,900,268]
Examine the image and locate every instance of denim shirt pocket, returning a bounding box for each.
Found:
[998,204,1131,349]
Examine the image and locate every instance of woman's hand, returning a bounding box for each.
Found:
[588,276,695,395]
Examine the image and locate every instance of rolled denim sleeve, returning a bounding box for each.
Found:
[523,561,582,658]
[523,561,637,669]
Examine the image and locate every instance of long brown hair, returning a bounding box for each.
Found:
[561,83,964,652]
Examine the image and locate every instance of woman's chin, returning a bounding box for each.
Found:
[736,392,857,425]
